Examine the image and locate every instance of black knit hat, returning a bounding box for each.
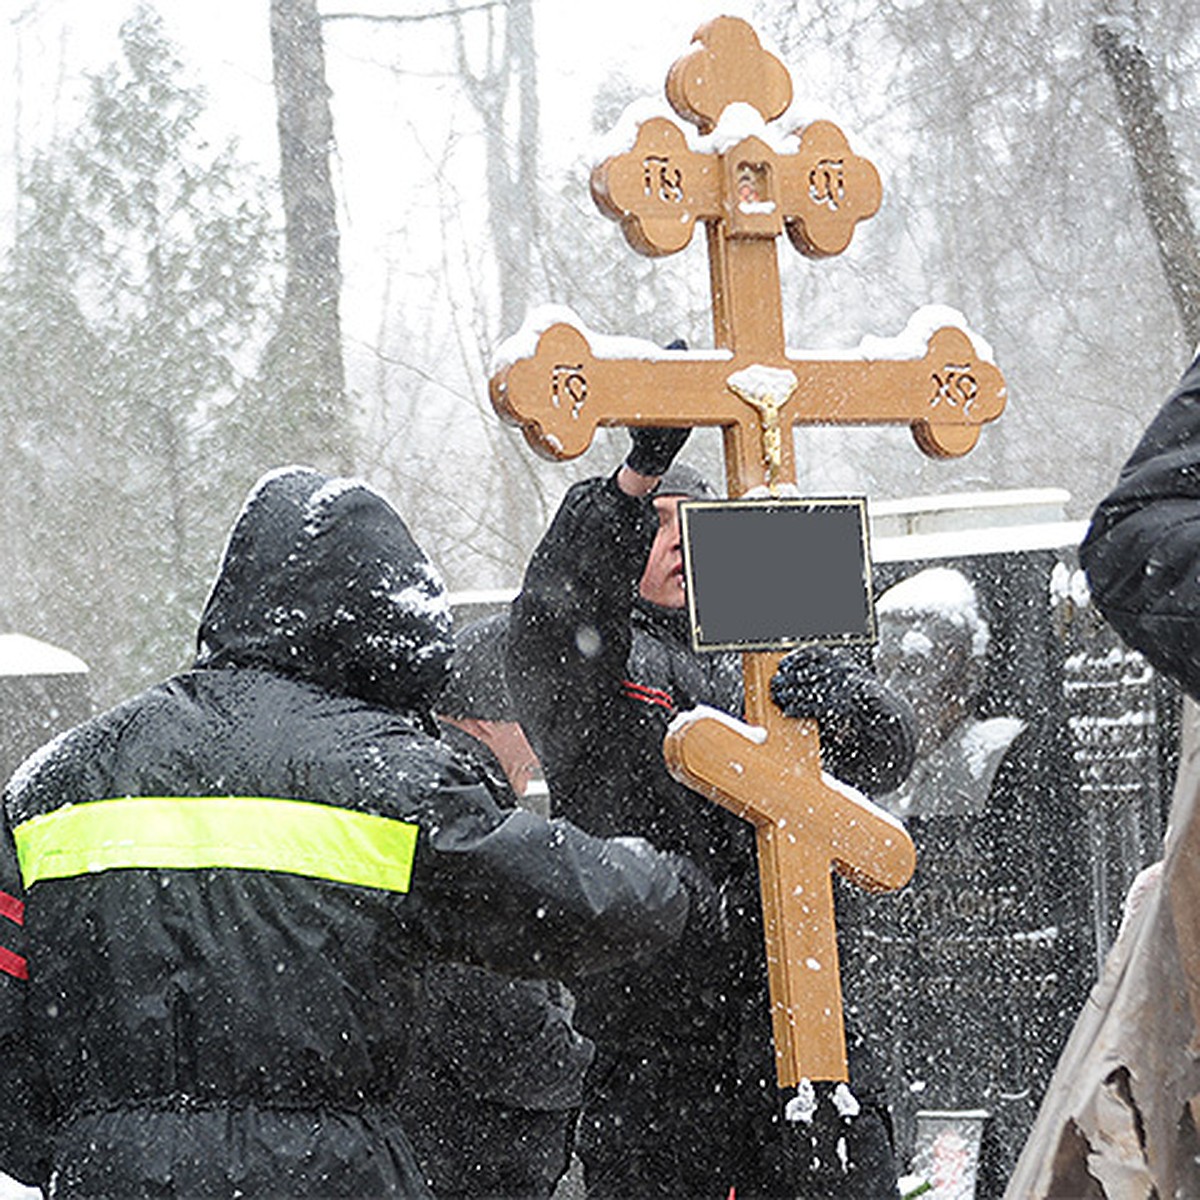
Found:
[439,612,515,721]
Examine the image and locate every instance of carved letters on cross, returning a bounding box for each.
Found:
[591,114,881,261]
[491,19,1005,492]
[490,16,1007,1086]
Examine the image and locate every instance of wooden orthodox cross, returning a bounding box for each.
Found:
[489,16,1006,1086]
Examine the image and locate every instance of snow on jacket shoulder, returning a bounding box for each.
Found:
[0,467,688,1198]
[1081,354,1200,698]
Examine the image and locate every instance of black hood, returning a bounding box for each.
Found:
[196,467,453,714]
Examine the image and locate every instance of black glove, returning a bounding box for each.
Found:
[770,644,861,724]
[771,645,917,794]
[625,425,690,478]
[663,851,729,941]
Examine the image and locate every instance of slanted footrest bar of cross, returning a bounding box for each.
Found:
[663,709,915,1084]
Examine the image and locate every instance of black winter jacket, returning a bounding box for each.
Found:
[411,723,594,1115]
[506,474,915,1195]
[1082,352,1200,698]
[0,468,689,1198]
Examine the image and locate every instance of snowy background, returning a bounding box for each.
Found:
[2,0,1199,710]
[1,4,1198,1193]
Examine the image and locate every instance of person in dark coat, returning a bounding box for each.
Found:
[406,612,594,1199]
[0,466,702,1199]
[1081,349,1200,697]
[506,427,917,1199]
[1049,350,1200,1196]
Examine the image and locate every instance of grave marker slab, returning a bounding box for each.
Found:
[843,501,1101,1194]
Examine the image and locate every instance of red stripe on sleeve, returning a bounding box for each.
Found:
[0,891,24,926]
[622,679,675,711]
[0,945,27,981]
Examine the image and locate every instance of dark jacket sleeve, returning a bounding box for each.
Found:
[506,473,656,775]
[407,747,690,981]
[1081,352,1200,697]
[0,817,50,1189]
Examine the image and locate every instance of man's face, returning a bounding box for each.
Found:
[639,494,686,609]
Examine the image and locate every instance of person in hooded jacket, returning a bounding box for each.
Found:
[506,425,918,1199]
[0,466,702,1199]
[405,611,594,1199]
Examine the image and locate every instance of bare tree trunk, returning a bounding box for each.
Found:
[453,0,538,337]
[1094,20,1200,349]
[266,0,352,472]
[510,0,538,332]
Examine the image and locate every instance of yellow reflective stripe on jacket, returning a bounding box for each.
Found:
[13,796,418,893]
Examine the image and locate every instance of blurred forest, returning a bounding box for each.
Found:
[1,0,1199,708]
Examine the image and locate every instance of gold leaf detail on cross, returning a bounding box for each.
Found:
[727,365,799,494]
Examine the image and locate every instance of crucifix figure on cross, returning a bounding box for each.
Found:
[491,16,1006,1090]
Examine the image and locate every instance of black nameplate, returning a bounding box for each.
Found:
[679,497,875,652]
